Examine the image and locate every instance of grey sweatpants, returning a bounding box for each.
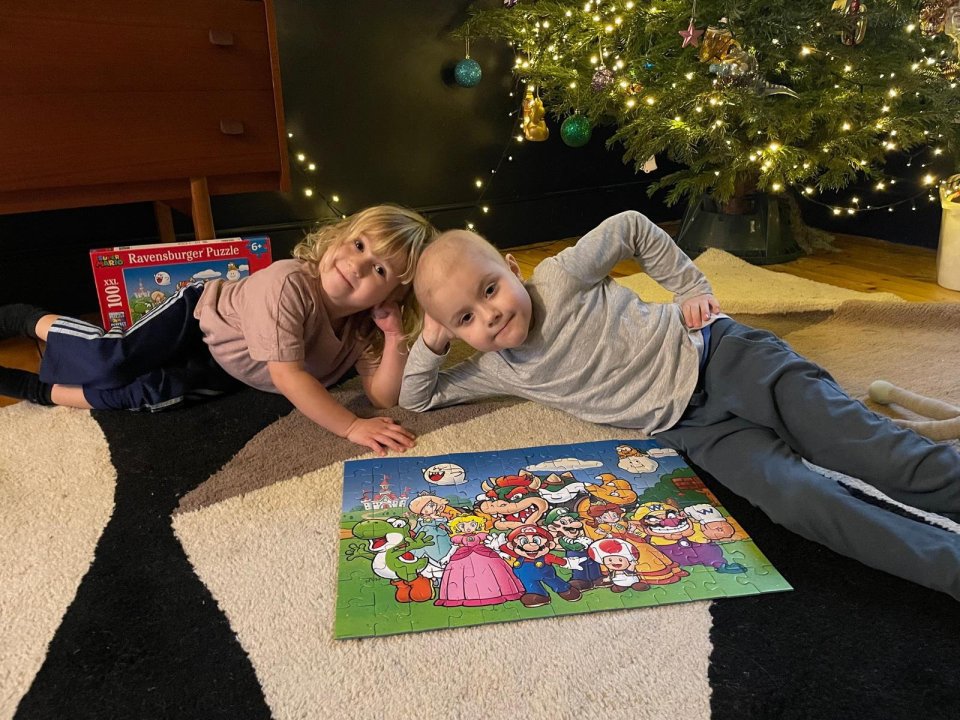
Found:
[656,319,960,600]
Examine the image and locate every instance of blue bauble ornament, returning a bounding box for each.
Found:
[454,57,482,87]
[560,114,592,147]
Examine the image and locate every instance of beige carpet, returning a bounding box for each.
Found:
[169,300,958,720]
[0,405,115,717]
[173,406,714,720]
[3,254,958,720]
[616,248,904,313]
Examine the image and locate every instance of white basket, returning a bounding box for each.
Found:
[938,176,960,291]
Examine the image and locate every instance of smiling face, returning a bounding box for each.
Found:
[509,531,554,560]
[549,515,584,539]
[416,231,533,352]
[319,233,404,318]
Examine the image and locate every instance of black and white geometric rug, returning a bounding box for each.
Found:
[3,302,959,720]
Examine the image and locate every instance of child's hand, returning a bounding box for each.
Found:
[680,293,721,329]
[421,313,454,355]
[344,416,416,456]
[371,302,403,336]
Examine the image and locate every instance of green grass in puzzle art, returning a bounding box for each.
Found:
[334,536,790,639]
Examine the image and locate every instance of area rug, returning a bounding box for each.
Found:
[616,248,904,313]
[2,301,958,717]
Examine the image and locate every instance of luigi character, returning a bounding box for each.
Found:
[543,506,605,589]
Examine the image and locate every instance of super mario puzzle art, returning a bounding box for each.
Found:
[336,438,791,638]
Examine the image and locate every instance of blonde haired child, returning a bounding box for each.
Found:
[0,204,436,455]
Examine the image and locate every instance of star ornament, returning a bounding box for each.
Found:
[679,19,704,48]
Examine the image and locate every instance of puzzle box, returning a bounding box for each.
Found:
[89,236,272,331]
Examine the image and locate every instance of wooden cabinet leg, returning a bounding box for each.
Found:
[153,201,177,243]
[190,176,215,240]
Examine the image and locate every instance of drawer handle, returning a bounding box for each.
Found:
[209,29,235,46]
[220,120,245,135]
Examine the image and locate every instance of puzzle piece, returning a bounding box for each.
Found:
[680,572,723,602]
[335,439,792,638]
[335,577,377,609]
[481,602,523,624]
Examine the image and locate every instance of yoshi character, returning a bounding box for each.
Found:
[346,517,435,603]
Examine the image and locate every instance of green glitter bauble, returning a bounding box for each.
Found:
[454,58,482,87]
[560,114,592,147]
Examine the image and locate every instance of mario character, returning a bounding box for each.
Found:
[543,507,604,589]
[477,474,549,530]
[631,501,747,574]
[226,262,241,281]
[587,538,651,593]
[345,517,435,603]
[501,524,584,608]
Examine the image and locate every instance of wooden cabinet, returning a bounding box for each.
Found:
[0,0,290,240]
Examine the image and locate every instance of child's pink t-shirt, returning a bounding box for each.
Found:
[194,259,377,392]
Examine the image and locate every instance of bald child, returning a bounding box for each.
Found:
[400,210,960,601]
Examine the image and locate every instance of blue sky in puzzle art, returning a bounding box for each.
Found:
[341,438,680,512]
[123,260,249,292]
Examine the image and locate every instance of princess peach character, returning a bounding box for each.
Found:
[434,515,525,607]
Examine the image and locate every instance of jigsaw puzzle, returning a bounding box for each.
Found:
[335,438,791,638]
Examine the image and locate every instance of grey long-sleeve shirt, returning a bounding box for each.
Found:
[399,211,716,435]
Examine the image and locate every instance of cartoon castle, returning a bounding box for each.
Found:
[359,476,411,510]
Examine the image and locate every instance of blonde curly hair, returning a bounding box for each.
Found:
[293,204,437,355]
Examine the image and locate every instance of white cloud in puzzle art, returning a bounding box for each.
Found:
[525,457,603,472]
[0,405,115,717]
[191,269,221,280]
[173,402,713,720]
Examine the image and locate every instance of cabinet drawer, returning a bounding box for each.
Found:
[0,0,271,94]
[0,90,282,192]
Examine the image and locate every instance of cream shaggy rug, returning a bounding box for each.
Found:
[616,248,904,313]
[1,259,957,720]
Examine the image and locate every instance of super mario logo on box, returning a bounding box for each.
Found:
[336,438,791,639]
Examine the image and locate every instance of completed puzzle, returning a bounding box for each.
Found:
[336,439,791,638]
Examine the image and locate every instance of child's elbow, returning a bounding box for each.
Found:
[368,396,396,410]
[364,386,400,409]
[398,390,431,413]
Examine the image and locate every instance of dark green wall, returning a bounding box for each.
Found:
[0,0,941,314]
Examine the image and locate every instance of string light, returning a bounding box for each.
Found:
[295,8,958,231]
[285,131,346,217]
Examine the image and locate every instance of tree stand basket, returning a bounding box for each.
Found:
[676,192,802,265]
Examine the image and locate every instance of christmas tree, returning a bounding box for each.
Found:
[461,1,960,225]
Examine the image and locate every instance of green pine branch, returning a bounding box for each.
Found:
[461,0,960,205]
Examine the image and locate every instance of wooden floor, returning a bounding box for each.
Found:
[1,229,958,408]
[512,230,960,303]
